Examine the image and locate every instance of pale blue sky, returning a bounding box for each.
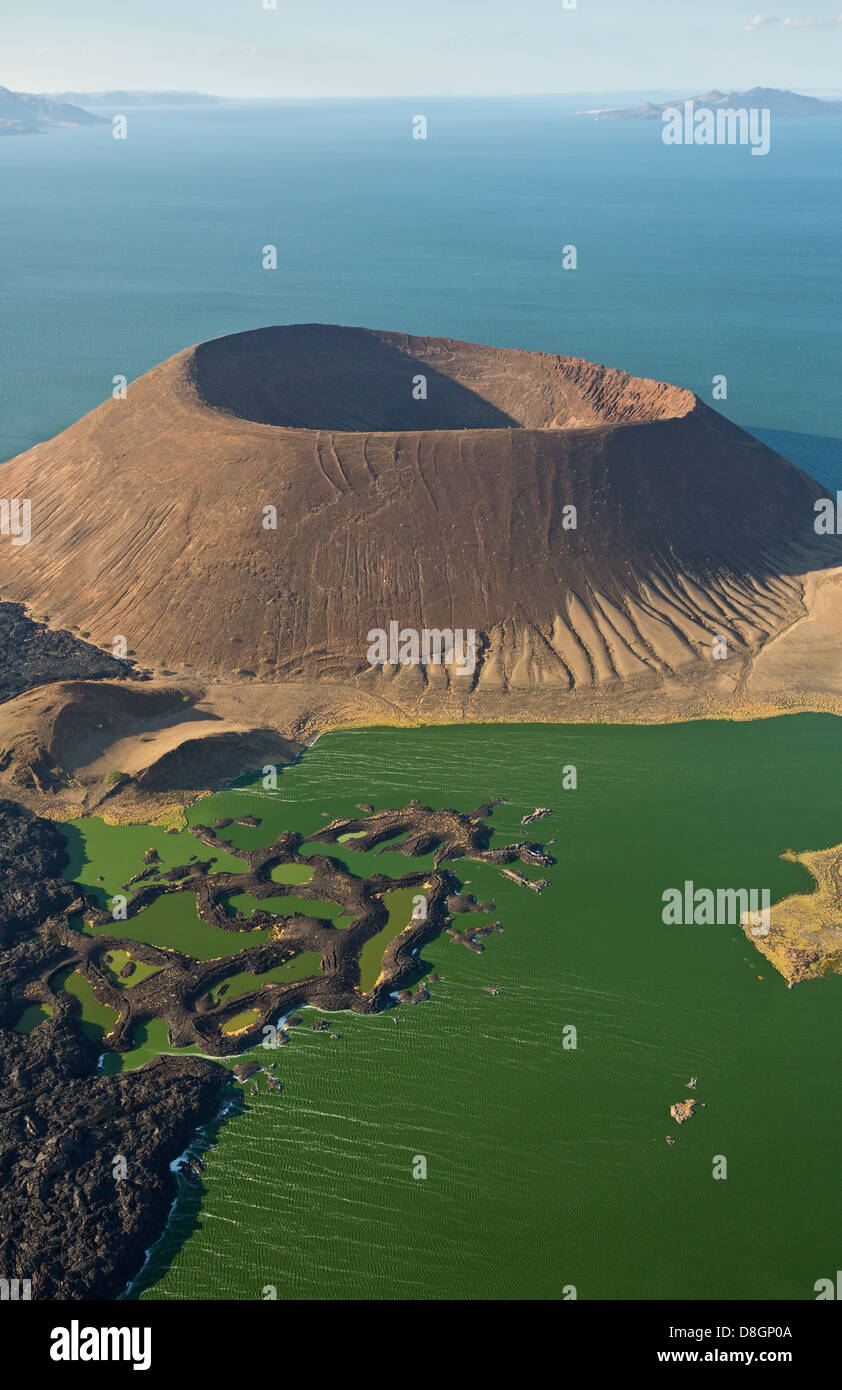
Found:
[4,0,842,98]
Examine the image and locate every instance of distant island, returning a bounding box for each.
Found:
[0,84,104,135]
[584,87,842,120]
[40,90,225,109]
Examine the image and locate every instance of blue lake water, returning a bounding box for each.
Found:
[0,97,839,469]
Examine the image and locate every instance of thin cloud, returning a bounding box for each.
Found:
[745,12,842,28]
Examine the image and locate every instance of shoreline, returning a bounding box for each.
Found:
[14,695,842,830]
[743,843,842,985]
[39,686,839,831]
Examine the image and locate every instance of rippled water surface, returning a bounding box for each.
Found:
[110,718,842,1301]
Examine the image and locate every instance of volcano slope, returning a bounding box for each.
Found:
[1,324,840,812]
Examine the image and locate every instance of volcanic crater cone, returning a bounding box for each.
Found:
[1,325,836,717]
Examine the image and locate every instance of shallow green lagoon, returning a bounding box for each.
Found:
[14,1002,53,1032]
[100,950,161,989]
[358,887,424,991]
[301,837,437,883]
[221,1009,261,1036]
[62,820,247,910]
[76,716,841,1302]
[211,955,325,1003]
[102,1019,202,1075]
[80,892,275,963]
[224,893,345,926]
[50,965,119,1043]
[270,864,314,886]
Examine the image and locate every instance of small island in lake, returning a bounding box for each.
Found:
[742,844,842,985]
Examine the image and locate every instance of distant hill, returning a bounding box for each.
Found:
[589,87,842,120]
[41,90,225,108]
[0,85,104,135]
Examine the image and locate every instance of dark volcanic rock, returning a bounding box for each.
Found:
[0,797,232,1300]
[233,1061,260,1083]
[0,1019,231,1300]
[0,601,129,703]
[0,798,80,948]
[0,797,69,880]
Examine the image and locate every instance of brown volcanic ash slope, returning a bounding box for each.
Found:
[1,326,838,742]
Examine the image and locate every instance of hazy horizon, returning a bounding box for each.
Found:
[4,0,842,100]
[23,84,842,103]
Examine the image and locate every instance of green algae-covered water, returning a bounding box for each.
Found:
[65,719,842,1300]
[50,965,119,1043]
